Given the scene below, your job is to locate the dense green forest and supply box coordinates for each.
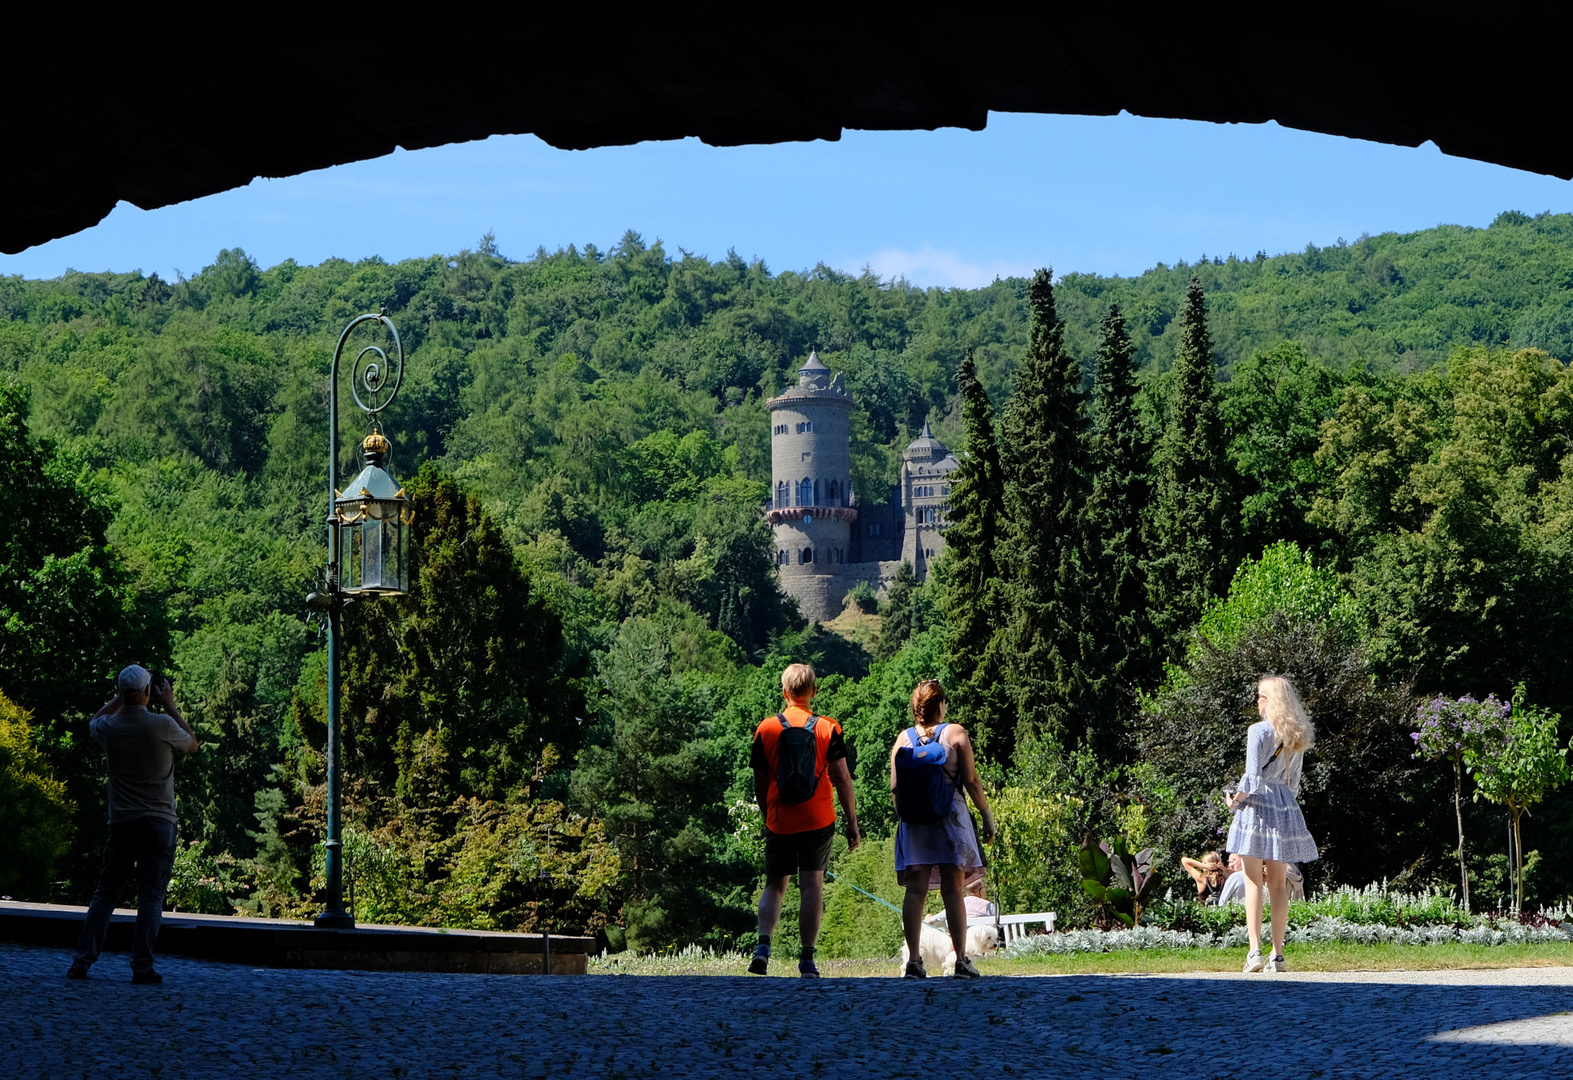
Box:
[6,210,1573,948]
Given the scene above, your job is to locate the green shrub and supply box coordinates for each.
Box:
[0,691,73,899]
[990,785,1089,926]
[820,836,910,958]
[845,580,878,614]
[168,840,251,915]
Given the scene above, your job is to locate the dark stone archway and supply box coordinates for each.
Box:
[7,14,1569,254]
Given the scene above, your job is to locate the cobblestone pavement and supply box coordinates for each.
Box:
[4,943,1572,1079]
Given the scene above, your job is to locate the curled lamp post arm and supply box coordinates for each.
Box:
[328,309,405,574]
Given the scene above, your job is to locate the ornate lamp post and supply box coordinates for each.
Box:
[308,310,412,928]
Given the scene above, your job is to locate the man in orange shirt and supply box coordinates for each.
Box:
[748,663,860,978]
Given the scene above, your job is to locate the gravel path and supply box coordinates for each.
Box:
[4,942,1572,1078]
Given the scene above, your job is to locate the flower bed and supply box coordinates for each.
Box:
[1005,917,1573,956]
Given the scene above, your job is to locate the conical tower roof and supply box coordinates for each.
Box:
[904,419,946,458]
[800,349,828,373]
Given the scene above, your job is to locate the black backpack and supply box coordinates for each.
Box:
[775,712,824,805]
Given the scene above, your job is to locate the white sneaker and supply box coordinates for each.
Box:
[1242,950,1266,973]
[1269,954,1286,973]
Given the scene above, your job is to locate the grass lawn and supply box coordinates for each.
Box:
[588,942,1573,978]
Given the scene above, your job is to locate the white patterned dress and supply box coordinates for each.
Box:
[1225,719,1319,864]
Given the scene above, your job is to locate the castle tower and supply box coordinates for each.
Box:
[767,350,858,620]
[899,420,960,580]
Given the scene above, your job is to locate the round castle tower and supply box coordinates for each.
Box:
[767,351,858,619]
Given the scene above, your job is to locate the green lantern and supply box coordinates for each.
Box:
[334,429,413,595]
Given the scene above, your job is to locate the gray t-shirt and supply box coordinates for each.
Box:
[90,705,191,824]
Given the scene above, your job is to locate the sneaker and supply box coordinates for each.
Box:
[903,959,927,979]
[952,955,982,979]
[65,961,88,980]
[798,959,821,979]
[1242,950,1266,974]
[747,947,769,976]
[131,969,163,985]
[1269,954,1287,973]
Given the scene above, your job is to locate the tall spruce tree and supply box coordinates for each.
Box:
[999,270,1097,754]
[1085,305,1156,758]
[942,349,1012,758]
[1146,277,1237,657]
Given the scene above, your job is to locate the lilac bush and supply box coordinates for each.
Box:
[1410,694,1511,913]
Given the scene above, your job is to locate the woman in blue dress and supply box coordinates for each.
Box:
[1226,675,1318,973]
[889,680,996,979]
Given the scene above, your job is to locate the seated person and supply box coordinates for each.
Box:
[1217,853,1247,905]
[1180,851,1228,905]
[926,879,997,927]
[1218,854,1305,905]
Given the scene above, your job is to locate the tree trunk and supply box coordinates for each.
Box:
[1503,804,1516,918]
[1453,758,1469,914]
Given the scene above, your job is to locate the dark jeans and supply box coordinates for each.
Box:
[73,817,178,974]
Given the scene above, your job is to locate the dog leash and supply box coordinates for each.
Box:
[824,871,904,917]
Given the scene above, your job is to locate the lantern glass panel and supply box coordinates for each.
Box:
[361,519,383,588]
[397,518,409,589]
[338,521,359,591]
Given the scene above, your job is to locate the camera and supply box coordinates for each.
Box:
[147,671,173,693]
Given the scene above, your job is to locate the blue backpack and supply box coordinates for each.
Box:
[894,724,956,825]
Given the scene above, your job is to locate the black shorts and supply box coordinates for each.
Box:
[764,824,835,880]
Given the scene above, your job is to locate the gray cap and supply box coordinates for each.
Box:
[117,664,152,692]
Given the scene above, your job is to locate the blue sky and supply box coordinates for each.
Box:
[7,112,1572,289]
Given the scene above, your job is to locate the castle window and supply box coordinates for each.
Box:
[798,477,813,506]
[806,421,813,432]
[813,479,821,505]
[802,548,813,564]
[776,481,789,509]
[942,485,950,496]
[828,479,839,505]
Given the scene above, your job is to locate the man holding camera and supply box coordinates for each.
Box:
[67,665,198,984]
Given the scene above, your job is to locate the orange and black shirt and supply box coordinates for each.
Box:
[750,705,847,835]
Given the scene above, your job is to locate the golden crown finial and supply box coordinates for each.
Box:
[362,429,391,466]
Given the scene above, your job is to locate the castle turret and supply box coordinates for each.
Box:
[899,420,960,579]
[767,351,857,620]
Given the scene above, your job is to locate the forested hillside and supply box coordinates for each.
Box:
[6,211,1573,947]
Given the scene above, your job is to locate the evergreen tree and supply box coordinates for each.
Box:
[337,463,584,829]
[1146,277,1238,657]
[941,349,1013,758]
[874,561,923,662]
[999,270,1097,753]
[1085,306,1156,757]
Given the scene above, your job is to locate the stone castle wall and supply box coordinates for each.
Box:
[779,560,903,622]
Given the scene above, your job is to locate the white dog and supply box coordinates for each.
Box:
[898,922,1001,976]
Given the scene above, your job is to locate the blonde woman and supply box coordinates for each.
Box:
[1225,675,1318,973]
[889,680,996,979]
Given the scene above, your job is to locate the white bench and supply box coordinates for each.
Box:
[932,910,1057,942]
[993,912,1056,943]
